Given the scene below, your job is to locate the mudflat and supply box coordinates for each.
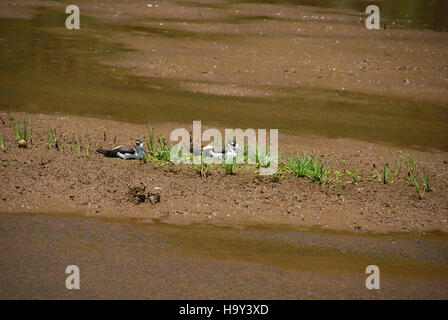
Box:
[1,112,447,233]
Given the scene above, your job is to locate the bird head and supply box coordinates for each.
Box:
[227,140,238,151]
[135,140,144,149]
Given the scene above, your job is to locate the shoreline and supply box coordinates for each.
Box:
[1,112,447,234]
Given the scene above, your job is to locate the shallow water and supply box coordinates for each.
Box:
[231,0,448,31]
[0,212,447,299]
[0,6,447,151]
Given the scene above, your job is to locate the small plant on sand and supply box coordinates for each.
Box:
[85,141,90,158]
[0,135,4,152]
[142,125,172,163]
[47,128,58,150]
[193,159,211,178]
[346,170,361,184]
[249,139,277,169]
[412,176,425,200]
[382,162,389,184]
[406,161,430,199]
[243,144,250,162]
[307,156,330,184]
[243,144,275,168]
[142,124,174,164]
[328,170,343,184]
[224,155,237,175]
[153,134,171,162]
[11,115,32,146]
[284,154,313,178]
[284,153,329,184]
[77,135,82,157]
[257,150,278,169]
[146,122,156,154]
[403,153,418,183]
[372,161,389,184]
[392,154,402,177]
[420,163,430,192]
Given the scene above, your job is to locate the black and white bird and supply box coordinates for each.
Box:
[97,139,145,160]
[202,140,238,159]
[188,132,206,157]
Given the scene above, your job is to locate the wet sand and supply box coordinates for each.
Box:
[0,112,447,233]
[1,212,447,299]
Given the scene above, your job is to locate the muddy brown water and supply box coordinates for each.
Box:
[1,212,447,299]
[0,6,447,151]
[232,0,448,32]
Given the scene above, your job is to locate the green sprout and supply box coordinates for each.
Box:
[146,122,156,154]
[393,154,401,177]
[11,115,32,142]
[224,155,237,175]
[154,134,171,162]
[412,176,425,200]
[47,128,58,150]
[420,163,430,193]
[346,170,361,184]
[403,153,418,184]
[382,162,389,184]
[77,135,81,157]
[193,159,211,178]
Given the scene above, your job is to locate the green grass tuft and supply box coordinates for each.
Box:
[153,134,171,162]
[284,153,313,178]
[284,153,329,184]
[403,153,418,184]
[47,128,58,149]
[11,115,32,142]
[141,125,173,164]
[307,156,330,184]
[224,155,237,175]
